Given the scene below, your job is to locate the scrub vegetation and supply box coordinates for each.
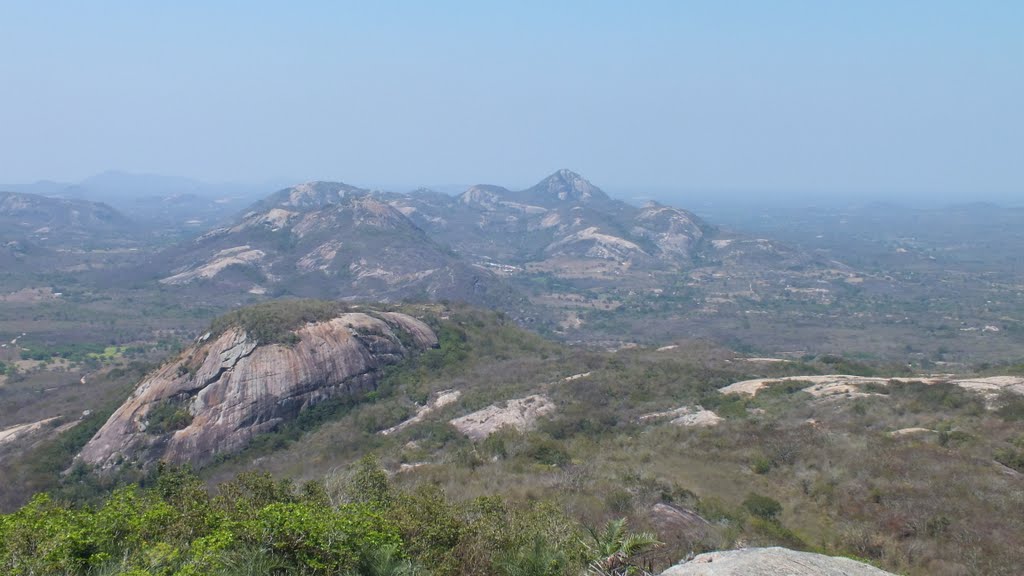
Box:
[5,306,1018,575]
[0,457,662,576]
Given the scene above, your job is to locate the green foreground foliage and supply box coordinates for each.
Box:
[0,457,662,576]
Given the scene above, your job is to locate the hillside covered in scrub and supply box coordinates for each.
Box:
[3,302,1021,575]
[0,457,906,576]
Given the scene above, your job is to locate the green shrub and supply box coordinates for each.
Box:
[894,381,984,413]
[996,395,1024,421]
[742,493,782,521]
[759,380,808,396]
[700,393,749,419]
[605,489,634,515]
[241,501,400,573]
[391,485,464,571]
[747,516,805,548]
[343,455,394,507]
[994,447,1024,472]
[750,455,773,475]
[147,400,194,435]
[817,355,881,377]
[0,493,94,576]
[523,436,570,467]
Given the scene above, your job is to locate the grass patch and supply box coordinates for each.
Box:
[208,299,353,345]
[87,345,127,360]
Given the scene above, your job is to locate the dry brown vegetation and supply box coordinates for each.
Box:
[188,306,1024,575]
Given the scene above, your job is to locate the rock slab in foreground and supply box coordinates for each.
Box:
[660,547,896,575]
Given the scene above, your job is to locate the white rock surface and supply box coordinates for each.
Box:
[660,547,897,575]
[889,427,937,437]
[381,389,462,435]
[639,406,722,427]
[718,374,1024,400]
[0,416,61,445]
[160,245,266,284]
[450,394,555,440]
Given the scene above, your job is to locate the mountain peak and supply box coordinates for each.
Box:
[259,181,368,211]
[531,169,607,203]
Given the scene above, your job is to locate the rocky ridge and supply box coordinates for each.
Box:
[392,170,713,269]
[77,309,437,469]
[156,181,518,306]
[145,170,884,352]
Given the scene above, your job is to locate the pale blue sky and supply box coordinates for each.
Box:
[1,1,1021,199]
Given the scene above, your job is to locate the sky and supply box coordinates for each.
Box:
[1,1,1022,201]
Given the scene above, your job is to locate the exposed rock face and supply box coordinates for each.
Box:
[648,504,719,559]
[639,405,722,427]
[77,311,437,469]
[381,389,461,436]
[0,417,62,446]
[459,185,514,209]
[156,181,520,307]
[386,170,713,269]
[660,547,896,575]
[545,226,650,262]
[633,202,709,259]
[719,374,1024,402]
[160,245,266,284]
[520,169,609,205]
[449,394,555,440]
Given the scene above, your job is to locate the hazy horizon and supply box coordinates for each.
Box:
[1,1,1021,202]
[5,168,1021,210]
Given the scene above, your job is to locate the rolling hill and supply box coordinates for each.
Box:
[0,190,137,248]
[154,181,523,307]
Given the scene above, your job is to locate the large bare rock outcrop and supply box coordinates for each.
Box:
[77,311,436,469]
[660,547,896,575]
[449,394,555,440]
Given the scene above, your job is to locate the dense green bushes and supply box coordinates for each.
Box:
[0,457,638,576]
[19,340,110,363]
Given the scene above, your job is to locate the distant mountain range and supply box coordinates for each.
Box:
[3,167,1020,361]
[138,170,861,337]
[153,181,523,308]
[1,172,280,233]
[381,169,713,268]
[0,190,137,247]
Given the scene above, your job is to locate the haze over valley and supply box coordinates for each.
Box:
[1,3,1022,575]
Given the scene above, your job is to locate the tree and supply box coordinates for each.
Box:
[343,454,394,508]
[583,518,661,576]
